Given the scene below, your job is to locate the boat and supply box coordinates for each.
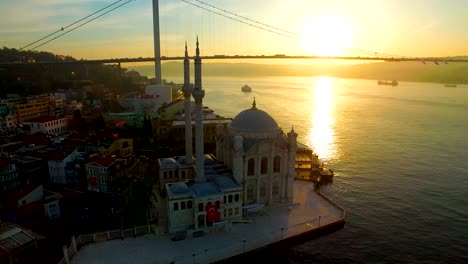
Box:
[444,84,457,87]
[241,85,252,92]
[378,80,398,86]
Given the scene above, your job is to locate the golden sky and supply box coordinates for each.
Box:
[1,0,467,59]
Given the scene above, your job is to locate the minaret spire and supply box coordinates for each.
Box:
[192,37,206,182]
[252,97,257,110]
[183,42,193,164]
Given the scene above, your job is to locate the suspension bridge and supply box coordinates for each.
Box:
[4,0,468,71]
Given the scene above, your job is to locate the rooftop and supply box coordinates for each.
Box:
[24,116,66,123]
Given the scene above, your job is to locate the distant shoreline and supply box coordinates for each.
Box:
[126,61,468,85]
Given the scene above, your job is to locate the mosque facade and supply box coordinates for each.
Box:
[159,40,297,234]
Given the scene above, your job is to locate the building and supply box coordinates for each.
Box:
[120,93,161,114]
[47,149,83,185]
[159,41,244,233]
[85,156,123,193]
[0,222,46,264]
[158,156,195,192]
[0,158,20,192]
[0,105,18,137]
[160,40,298,234]
[13,96,50,123]
[22,116,68,136]
[102,138,133,158]
[216,100,297,205]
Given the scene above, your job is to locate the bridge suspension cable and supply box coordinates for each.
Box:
[26,0,135,51]
[181,0,412,59]
[180,0,298,39]
[192,0,300,37]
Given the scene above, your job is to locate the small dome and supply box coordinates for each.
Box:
[229,101,279,133]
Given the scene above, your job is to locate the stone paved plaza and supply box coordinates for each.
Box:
[72,181,344,264]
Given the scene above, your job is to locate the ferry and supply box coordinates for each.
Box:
[444,84,457,87]
[241,85,252,92]
[378,80,398,86]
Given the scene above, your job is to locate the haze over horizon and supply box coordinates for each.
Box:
[1,0,467,60]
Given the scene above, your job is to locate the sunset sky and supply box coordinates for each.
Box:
[1,0,467,59]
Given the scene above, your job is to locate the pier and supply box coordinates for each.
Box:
[71,181,344,264]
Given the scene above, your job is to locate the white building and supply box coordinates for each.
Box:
[47,149,82,185]
[216,99,298,205]
[86,156,121,193]
[145,84,172,103]
[120,93,161,114]
[23,116,68,135]
[160,40,298,234]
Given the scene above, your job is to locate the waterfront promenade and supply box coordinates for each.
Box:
[72,181,344,264]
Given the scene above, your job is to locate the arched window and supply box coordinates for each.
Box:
[247,158,255,176]
[187,200,193,209]
[181,201,186,210]
[174,202,179,211]
[274,156,281,172]
[234,194,239,202]
[198,203,204,212]
[261,157,268,174]
[228,195,233,203]
[215,201,220,208]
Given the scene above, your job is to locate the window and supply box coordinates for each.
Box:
[261,157,268,174]
[181,170,186,179]
[235,207,239,215]
[228,195,233,203]
[198,203,204,212]
[247,159,255,176]
[215,201,220,208]
[181,201,186,210]
[274,156,281,172]
[187,200,193,209]
[235,194,239,202]
[174,202,179,211]
[223,196,226,204]
[207,202,212,206]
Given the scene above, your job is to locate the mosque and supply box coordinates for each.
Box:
[159,39,297,234]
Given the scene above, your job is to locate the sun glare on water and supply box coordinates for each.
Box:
[301,12,354,56]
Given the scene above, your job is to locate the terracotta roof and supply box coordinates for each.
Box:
[88,156,118,167]
[0,158,11,167]
[47,150,72,161]
[25,116,66,123]
[20,134,51,146]
[1,184,42,204]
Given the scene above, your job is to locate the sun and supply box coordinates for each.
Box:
[301,12,354,56]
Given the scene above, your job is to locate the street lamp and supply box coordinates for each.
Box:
[280,227,284,239]
[192,253,196,264]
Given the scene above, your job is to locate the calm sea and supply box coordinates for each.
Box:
[134,67,468,263]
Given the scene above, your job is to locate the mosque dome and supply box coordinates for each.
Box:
[228,99,280,134]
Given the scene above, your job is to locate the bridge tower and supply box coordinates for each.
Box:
[152,0,162,85]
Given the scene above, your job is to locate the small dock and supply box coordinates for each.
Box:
[72,181,344,264]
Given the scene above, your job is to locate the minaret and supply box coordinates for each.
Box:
[182,43,193,164]
[287,126,298,202]
[152,0,162,85]
[192,37,206,182]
